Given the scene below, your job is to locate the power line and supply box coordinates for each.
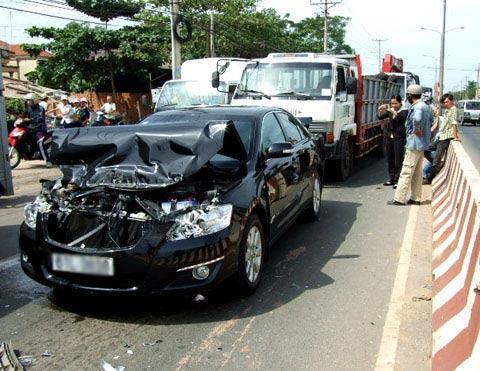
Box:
[0,4,126,27]
[372,38,386,72]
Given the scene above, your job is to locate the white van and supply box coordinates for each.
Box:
[457,100,480,126]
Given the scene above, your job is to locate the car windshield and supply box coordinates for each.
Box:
[156,81,227,108]
[465,101,480,110]
[236,62,333,99]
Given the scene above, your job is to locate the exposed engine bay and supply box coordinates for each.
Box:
[24,120,246,249]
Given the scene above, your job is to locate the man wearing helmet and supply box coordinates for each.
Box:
[24,93,48,162]
[388,84,433,206]
[47,95,73,127]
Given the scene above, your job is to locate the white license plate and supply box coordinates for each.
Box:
[51,253,114,276]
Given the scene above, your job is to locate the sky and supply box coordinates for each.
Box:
[0,0,478,92]
[260,0,480,92]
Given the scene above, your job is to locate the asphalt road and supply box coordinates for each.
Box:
[0,157,421,371]
[460,125,480,171]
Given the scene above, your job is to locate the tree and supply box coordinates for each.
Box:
[65,0,143,22]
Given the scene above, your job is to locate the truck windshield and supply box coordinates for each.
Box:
[236,62,333,99]
[156,81,227,109]
[466,101,480,110]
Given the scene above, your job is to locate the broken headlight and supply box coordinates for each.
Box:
[167,204,233,241]
[24,196,52,230]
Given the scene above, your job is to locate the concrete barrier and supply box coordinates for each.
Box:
[431,141,480,370]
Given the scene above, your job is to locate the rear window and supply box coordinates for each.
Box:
[465,101,480,110]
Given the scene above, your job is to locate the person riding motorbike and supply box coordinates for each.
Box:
[8,93,51,168]
[24,93,49,162]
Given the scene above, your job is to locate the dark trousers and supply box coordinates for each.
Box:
[385,136,405,184]
[428,139,451,181]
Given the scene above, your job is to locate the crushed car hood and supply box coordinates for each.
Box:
[49,120,247,189]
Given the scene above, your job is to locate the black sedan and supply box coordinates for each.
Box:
[19,106,325,296]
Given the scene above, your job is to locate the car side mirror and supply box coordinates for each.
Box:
[267,142,294,158]
[346,77,357,94]
[212,71,220,88]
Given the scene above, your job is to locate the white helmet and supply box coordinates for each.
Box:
[406,84,423,95]
[24,93,39,101]
[60,94,69,101]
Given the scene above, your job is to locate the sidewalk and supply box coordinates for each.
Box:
[11,160,61,191]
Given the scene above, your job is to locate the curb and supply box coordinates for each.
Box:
[431,141,480,370]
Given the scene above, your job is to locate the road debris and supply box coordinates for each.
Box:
[142,340,163,347]
[412,295,431,302]
[126,350,133,356]
[193,294,205,302]
[0,342,25,370]
[41,351,54,357]
[101,360,125,371]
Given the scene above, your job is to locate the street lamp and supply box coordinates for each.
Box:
[420,26,464,34]
[420,0,465,99]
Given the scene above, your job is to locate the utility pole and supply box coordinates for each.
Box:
[0,47,14,196]
[373,39,387,72]
[209,13,215,58]
[438,0,447,98]
[170,0,182,80]
[464,75,469,99]
[310,0,341,53]
[475,64,480,99]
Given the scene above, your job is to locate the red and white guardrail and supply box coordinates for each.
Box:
[431,141,480,370]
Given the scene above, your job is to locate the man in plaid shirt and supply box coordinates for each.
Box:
[426,93,461,183]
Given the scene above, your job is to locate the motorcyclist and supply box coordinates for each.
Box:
[23,93,49,164]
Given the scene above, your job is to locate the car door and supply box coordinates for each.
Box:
[274,111,311,221]
[260,112,296,237]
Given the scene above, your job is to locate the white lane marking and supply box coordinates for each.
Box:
[375,204,419,370]
[0,255,20,272]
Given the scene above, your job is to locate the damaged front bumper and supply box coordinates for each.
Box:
[19,215,242,295]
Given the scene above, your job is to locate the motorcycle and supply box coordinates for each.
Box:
[91,111,124,126]
[8,121,52,169]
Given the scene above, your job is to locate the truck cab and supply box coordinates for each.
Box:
[155,58,248,111]
[231,53,357,158]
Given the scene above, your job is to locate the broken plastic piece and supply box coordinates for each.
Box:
[41,351,54,357]
[102,360,125,371]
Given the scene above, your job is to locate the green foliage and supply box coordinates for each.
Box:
[5,98,26,115]
[21,0,353,92]
[452,81,478,100]
[65,0,144,22]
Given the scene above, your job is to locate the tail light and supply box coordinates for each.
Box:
[326,131,334,144]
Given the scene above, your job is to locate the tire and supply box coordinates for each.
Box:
[334,136,353,181]
[234,215,265,296]
[9,145,21,169]
[304,170,322,222]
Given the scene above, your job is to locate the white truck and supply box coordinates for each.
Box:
[155,58,248,111]
[224,52,401,180]
[382,54,420,107]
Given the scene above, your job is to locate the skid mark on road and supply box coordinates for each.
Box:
[375,204,419,369]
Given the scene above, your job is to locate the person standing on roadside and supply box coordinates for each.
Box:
[425,93,461,183]
[378,95,408,188]
[387,85,433,206]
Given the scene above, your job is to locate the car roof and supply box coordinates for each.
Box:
[148,105,282,121]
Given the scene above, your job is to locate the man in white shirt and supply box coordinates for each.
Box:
[48,95,73,127]
[100,95,117,119]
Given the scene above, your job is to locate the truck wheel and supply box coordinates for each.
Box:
[234,215,265,296]
[335,136,353,181]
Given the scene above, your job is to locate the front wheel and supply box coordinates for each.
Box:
[234,215,265,296]
[304,170,322,222]
[9,145,21,169]
[335,136,353,181]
